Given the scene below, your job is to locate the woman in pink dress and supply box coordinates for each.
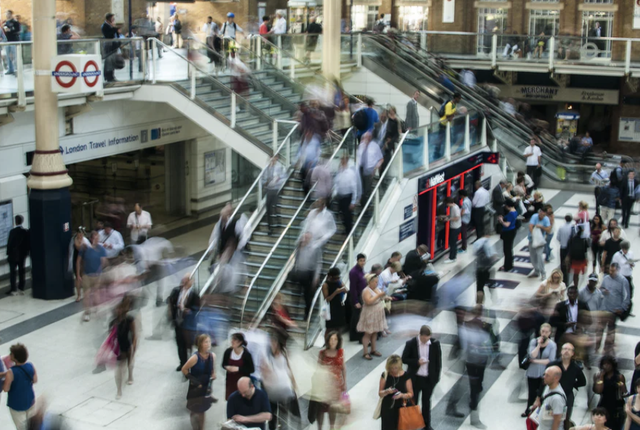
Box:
[315,330,347,430]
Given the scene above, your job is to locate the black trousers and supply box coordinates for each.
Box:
[594,187,602,214]
[622,197,634,228]
[337,194,353,234]
[266,188,279,230]
[412,375,435,428]
[269,396,301,430]
[560,247,570,284]
[349,305,363,342]
[476,268,490,293]
[526,165,538,189]
[467,363,486,410]
[526,377,543,410]
[291,270,315,318]
[360,169,374,207]
[449,227,460,260]
[175,325,188,367]
[501,229,516,270]
[8,257,26,292]
[471,207,485,238]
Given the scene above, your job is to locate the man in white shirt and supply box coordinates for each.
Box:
[127,203,152,244]
[379,261,406,297]
[271,12,287,35]
[221,12,243,58]
[445,197,462,264]
[333,155,359,235]
[202,16,219,63]
[524,138,542,189]
[302,198,337,249]
[471,181,490,238]
[612,240,635,303]
[100,222,125,259]
[208,203,250,261]
[590,163,609,214]
[357,132,384,207]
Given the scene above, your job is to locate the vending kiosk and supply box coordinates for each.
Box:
[416,152,499,261]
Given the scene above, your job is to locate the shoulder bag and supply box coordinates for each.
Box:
[531,227,545,249]
[398,398,426,430]
[372,371,387,419]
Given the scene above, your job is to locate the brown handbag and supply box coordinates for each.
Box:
[398,399,426,430]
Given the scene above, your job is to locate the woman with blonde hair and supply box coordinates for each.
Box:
[378,354,413,430]
[357,273,390,360]
[535,269,566,316]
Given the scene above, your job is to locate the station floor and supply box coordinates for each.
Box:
[1,187,639,430]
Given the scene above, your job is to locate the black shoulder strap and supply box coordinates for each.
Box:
[542,391,566,403]
[15,365,33,383]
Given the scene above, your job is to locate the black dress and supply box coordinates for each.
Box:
[632,342,640,392]
[325,280,346,330]
[380,372,411,430]
[597,371,625,430]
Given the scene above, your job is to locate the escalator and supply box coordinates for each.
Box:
[357,35,630,186]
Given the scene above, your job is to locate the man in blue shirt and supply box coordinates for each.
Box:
[354,98,379,139]
[77,230,107,322]
[227,377,272,430]
[528,208,552,280]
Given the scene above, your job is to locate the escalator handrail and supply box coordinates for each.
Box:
[240,127,357,328]
[188,122,301,282]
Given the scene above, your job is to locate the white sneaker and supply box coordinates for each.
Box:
[444,259,456,264]
[9,291,18,296]
[18,290,25,296]
[83,313,91,322]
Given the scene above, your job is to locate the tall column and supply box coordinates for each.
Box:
[322,0,341,82]
[28,0,74,300]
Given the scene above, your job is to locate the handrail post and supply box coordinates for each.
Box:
[16,44,25,108]
[482,118,487,147]
[190,65,196,99]
[290,58,295,79]
[396,144,404,181]
[548,36,555,71]
[257,36,262,71]
[357,33,363,68]
[424,129,430,171]
[277,36,283,70]
[491,34,497,68]
[94,41,104,98]
[464,114,470,152]
[272,120,278,153]
[142,38,147,79]
[374,189,380,226]
[626,40,632,76]
[152,38,157,84]
[231,93,237,128]
[445,122,452,162]
[420,31,427,51]
[258,179,263,204]
[286,136,291,166]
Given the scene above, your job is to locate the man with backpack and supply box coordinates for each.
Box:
[221,12,243,57]
[529,366,566,430]
[352,98,379,141]
[437,92,461,159]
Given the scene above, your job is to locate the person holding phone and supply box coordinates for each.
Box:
[379,354,413,430]
[523,323,557,417]
[322,267,347,331]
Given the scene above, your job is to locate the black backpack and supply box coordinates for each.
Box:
[438,100,453,117]
[352,108,368,132]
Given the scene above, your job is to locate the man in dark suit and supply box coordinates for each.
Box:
[101,12,120,82]
[621,171,638,229]
[168,275,201,371]
[549,285,590,348]
[402,325,442,430]
[492,180,507,232]
[6,215,30,296]
[403,244,429,277]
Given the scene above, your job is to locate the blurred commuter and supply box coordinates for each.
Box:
[591,163,609,215]
[202,16,219,64]
[263,156,286,235]
[291,232,321,319]
[349,254,367,342]
[352,98,379,140]
[172,15,183,48]
[594,356,626,430]
[591,215,605,273]
[69,228,90,302]
[568,224,589,289]
[378,354,414,430]
[524,138,542,189]
[77,231,108,322]
[544,204,555,263]
[444,197,462,264]
[222,333,255,401]
[183,334,217,430]
[322,267,347,331]
[226,377,272,430]
[305,17,321,62]
[334,154,359,235]
[169,275,201,371]
[405,91,420,130]
[601,226,623,274]
[228,50,250,109]
[261,331,300,430]
[599,263,631,354]
[358,273,389,360]
[311,330,347,429]
[358,132,384,206]
[310,153,333,203]
[599,181,620,226]
[208,203,250,262]
[498,199,518,272]
[101,13,119,83]
[556,214,574,282]
[3,343,37,430]
[472,180,490,238]
[523,323,557,417]
[403,244,428,277]
[529,208,552,280]
[622,171,639,229]
[302,198,337,249]
[100,222,125,259]
[6,215,30,296]
[113,296,136,399]
[611,240,635,310]
[401,325,441,430]
[474,234,495,304]
[298,129,322,195]
[126,203,152,244]
[380,106,403,174]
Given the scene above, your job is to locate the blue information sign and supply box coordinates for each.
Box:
[404,204,413,220]
[399,219,416,242]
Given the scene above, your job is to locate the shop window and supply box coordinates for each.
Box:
[477,8,508,55]
[581,11,613,58]
[353,5,379,31]
[399,6,429,31]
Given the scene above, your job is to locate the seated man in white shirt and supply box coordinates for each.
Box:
[100,222,125,259]
[379,262,408,300]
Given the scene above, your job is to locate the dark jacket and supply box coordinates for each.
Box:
[492,185,505,211]
[621,178,639,201]
[537,359,586,405]
[402,337,442,385]
[6,227,29,262]
[168,286,201,328]
[222,347,255,376]
[101,22,120,54]
[549,299,590,346]
[403,249,424,277]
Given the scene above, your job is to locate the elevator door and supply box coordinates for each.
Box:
[165,142,187,216]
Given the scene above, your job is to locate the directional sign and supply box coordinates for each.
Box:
[498,266,533,275]
[487,279,520,290]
